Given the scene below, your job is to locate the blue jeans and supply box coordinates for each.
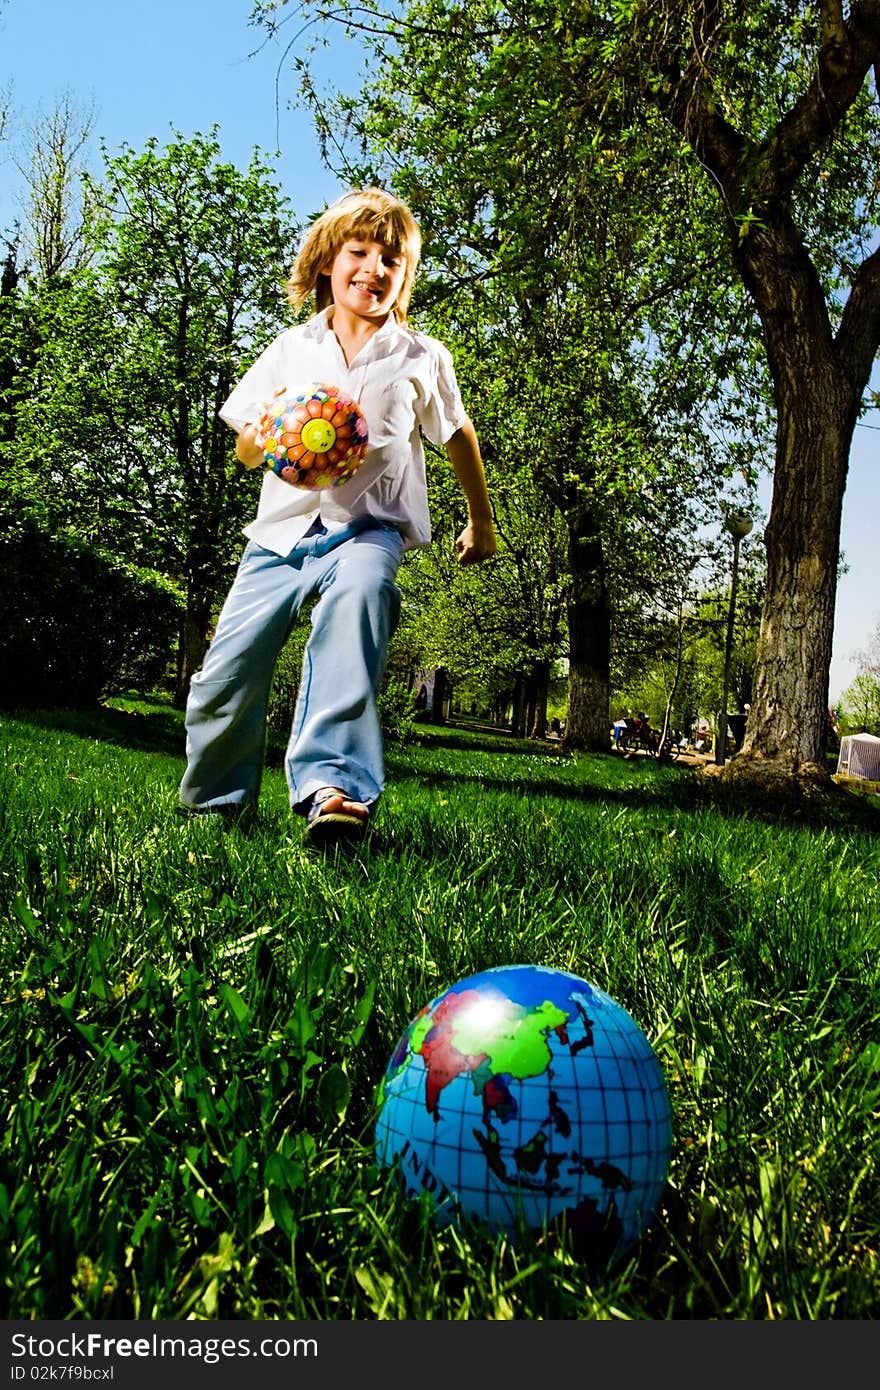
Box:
[179,520,404,815]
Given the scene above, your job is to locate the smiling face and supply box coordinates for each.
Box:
[324,238,408,327]
[286,188,422,323]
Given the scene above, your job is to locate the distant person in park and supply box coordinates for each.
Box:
[693,718,711,752]
[726,710,748,751]
[179,188,497,844]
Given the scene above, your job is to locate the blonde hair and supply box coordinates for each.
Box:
[286,187,423,325]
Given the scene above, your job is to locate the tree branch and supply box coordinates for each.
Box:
[653,63,747,211]
[753,0,880,201]
[656,0,880,215]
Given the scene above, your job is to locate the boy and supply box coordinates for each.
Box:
[179,188,496,844]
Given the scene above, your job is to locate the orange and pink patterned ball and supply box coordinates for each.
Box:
[259,384,369,489]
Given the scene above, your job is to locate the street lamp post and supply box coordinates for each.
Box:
[716,509,753,767]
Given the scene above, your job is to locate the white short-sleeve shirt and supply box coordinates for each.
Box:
[219,307,468,555]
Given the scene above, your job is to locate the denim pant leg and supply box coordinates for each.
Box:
[286,525,404,813]
[180,543,307,809]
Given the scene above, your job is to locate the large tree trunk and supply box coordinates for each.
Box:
[564,520,611,751]
[511,663,551,739]
[429,667,450,724]
[174,591,213,707]
[527,660,550,740]
[726,214,866,789]
[510,677,526,737]
[736,372,854,782]
[653,20,880,792]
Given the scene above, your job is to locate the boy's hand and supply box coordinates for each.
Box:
[455,517,497,566]
[236,422,266,470]
[445,418,496,564]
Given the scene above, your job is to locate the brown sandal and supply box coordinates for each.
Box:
[305,787,369,846]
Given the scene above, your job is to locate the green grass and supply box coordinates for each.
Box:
[1,699,878,1319]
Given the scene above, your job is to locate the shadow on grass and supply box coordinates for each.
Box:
[5,702,301,781]
[411,721,565,758]
[7,702,880,837]
[388,748,880,836]
[5,701,187,758]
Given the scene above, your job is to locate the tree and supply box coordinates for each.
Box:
[16,92,97,280]
[0,233,22,450]
[0,95,97,461]
[0,52,10,151]
[95,132,299,697]
[614,556,765,743]
[839,618,880,733]
[8,131,298,700]
[600,1,880,788]
[398,451,570,736]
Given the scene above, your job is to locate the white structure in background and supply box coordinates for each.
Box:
[837,733,880,781]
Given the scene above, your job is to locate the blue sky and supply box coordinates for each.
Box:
[1,0,877,702]
[0,0,347,217]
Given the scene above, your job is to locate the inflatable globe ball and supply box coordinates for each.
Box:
[375,964,672,1264]
[260,384,368,490]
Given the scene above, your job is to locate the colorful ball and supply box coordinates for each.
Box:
[375,964,672,1264]
[259,383,369,490]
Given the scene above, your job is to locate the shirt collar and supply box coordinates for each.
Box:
[305,305,404,350]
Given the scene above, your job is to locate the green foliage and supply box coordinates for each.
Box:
[838,673,880,737]
[1,129,299,696]
[0,707,878,1317]
[0,512,183,708]
[839,623,880,735]
[376,674,419,748]
[614,564,765,736]
[398,464,568,699]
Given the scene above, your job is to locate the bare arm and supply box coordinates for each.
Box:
[445,417,497,566]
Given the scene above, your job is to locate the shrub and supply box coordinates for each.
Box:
[377,674,418,748]
[0,511,184,708]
